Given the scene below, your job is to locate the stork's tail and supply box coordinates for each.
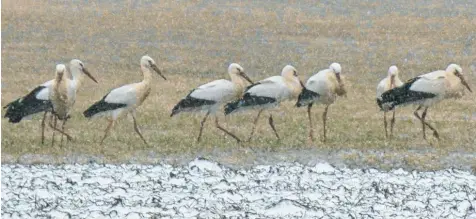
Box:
[3,97,51,123]
[224,100,240,115]
[296,87,319,107]
[170,102,182,117]
[3,98,24,123]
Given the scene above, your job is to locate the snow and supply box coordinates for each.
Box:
[2,161,476,218]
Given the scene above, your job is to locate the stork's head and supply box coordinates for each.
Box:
[447,63,471,92]
[55,64,66,82]
[282,64,305,89]
[330,63,342,75]
[141,55,166,80]
[388,65,399,77]
[388,65,399,88]
[56,64,66,76]
[228,63,253,84]
[330,62,346,96]
[69,59,98,83]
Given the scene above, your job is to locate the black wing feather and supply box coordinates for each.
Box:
[83,94,128,118]
[378,77,437,111]
[3,86,52,123]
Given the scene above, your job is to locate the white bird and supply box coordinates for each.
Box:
[225,65,303,141]
[295,63,346,142]
[376,65,404,139]
[378,64,472,140]
[83,55,166,146]
[171,63,253,143]
[3,59,97,144]
[48,64,75,145]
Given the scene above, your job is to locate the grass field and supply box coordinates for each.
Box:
[2,0,476,170]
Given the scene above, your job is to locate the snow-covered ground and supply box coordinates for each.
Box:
[2,158,476,219]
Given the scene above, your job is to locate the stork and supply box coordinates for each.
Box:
[171,63,253,143]
[376,65,403,139]
[3,59,97,144]
[48,64,75,146]
[83,55,166,146]
[225,65,303,141]
[296,63,346,142]
[378,64,472,140]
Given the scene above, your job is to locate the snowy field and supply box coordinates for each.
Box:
[2,158,476,219]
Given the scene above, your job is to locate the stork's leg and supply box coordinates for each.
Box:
[197,112,210,143]
[60,119,67,146]
[41,111,48,144]
[390,109,396,139]
[247,109,263,142]
[48,116,73,142]
[307,104,314,142]
[421,107,439,139]
[413,106,426,140]
[131,113,149,146]
[268,114,280,140]
[322,105,330,142]
[215,116,241,143]
[383,111,388,139]
[100,119,115,145]
[50,115,57,146]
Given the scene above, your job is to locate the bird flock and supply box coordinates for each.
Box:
[3,55,473,146]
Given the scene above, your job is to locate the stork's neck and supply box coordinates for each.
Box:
[70,67,83,87]
[284,75,302,98]
[141,65,153,84]
[229,73,246,91]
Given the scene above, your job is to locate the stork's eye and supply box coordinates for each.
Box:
[293,70,297,76]
[79,63,84,67]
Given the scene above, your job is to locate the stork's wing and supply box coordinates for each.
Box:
[104,83,138,105]
[189,79,234,102]
[409,74,446,96]
[35,80,54,100]
[246,76,288,99]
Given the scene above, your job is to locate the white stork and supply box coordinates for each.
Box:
[48,64,75,145]
[378,64,472,140]
[83,55,166,146]
[225,65,303,141]
[3,59,97,144]
[376,65,404,139]
[171,63,253,143]
[296,63,346,142]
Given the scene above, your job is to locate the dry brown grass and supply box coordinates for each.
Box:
[2,0,476,169]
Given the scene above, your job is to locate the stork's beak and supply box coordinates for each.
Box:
[151,64,167,80]
[456,72,472,92]
[83,68,98,83]
[335,73,347,97]
[239,71,254,84]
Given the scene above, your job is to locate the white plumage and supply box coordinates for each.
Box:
[171,63,253,142]
[35,80,54,101]
[375,65,403,139]
[296,63,346,142]
[378,64,472,140]
[83,55,166,145]
[225,65,303,141]
[376,66,403,98]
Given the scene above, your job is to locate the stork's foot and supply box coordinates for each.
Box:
[433,131,440,140]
